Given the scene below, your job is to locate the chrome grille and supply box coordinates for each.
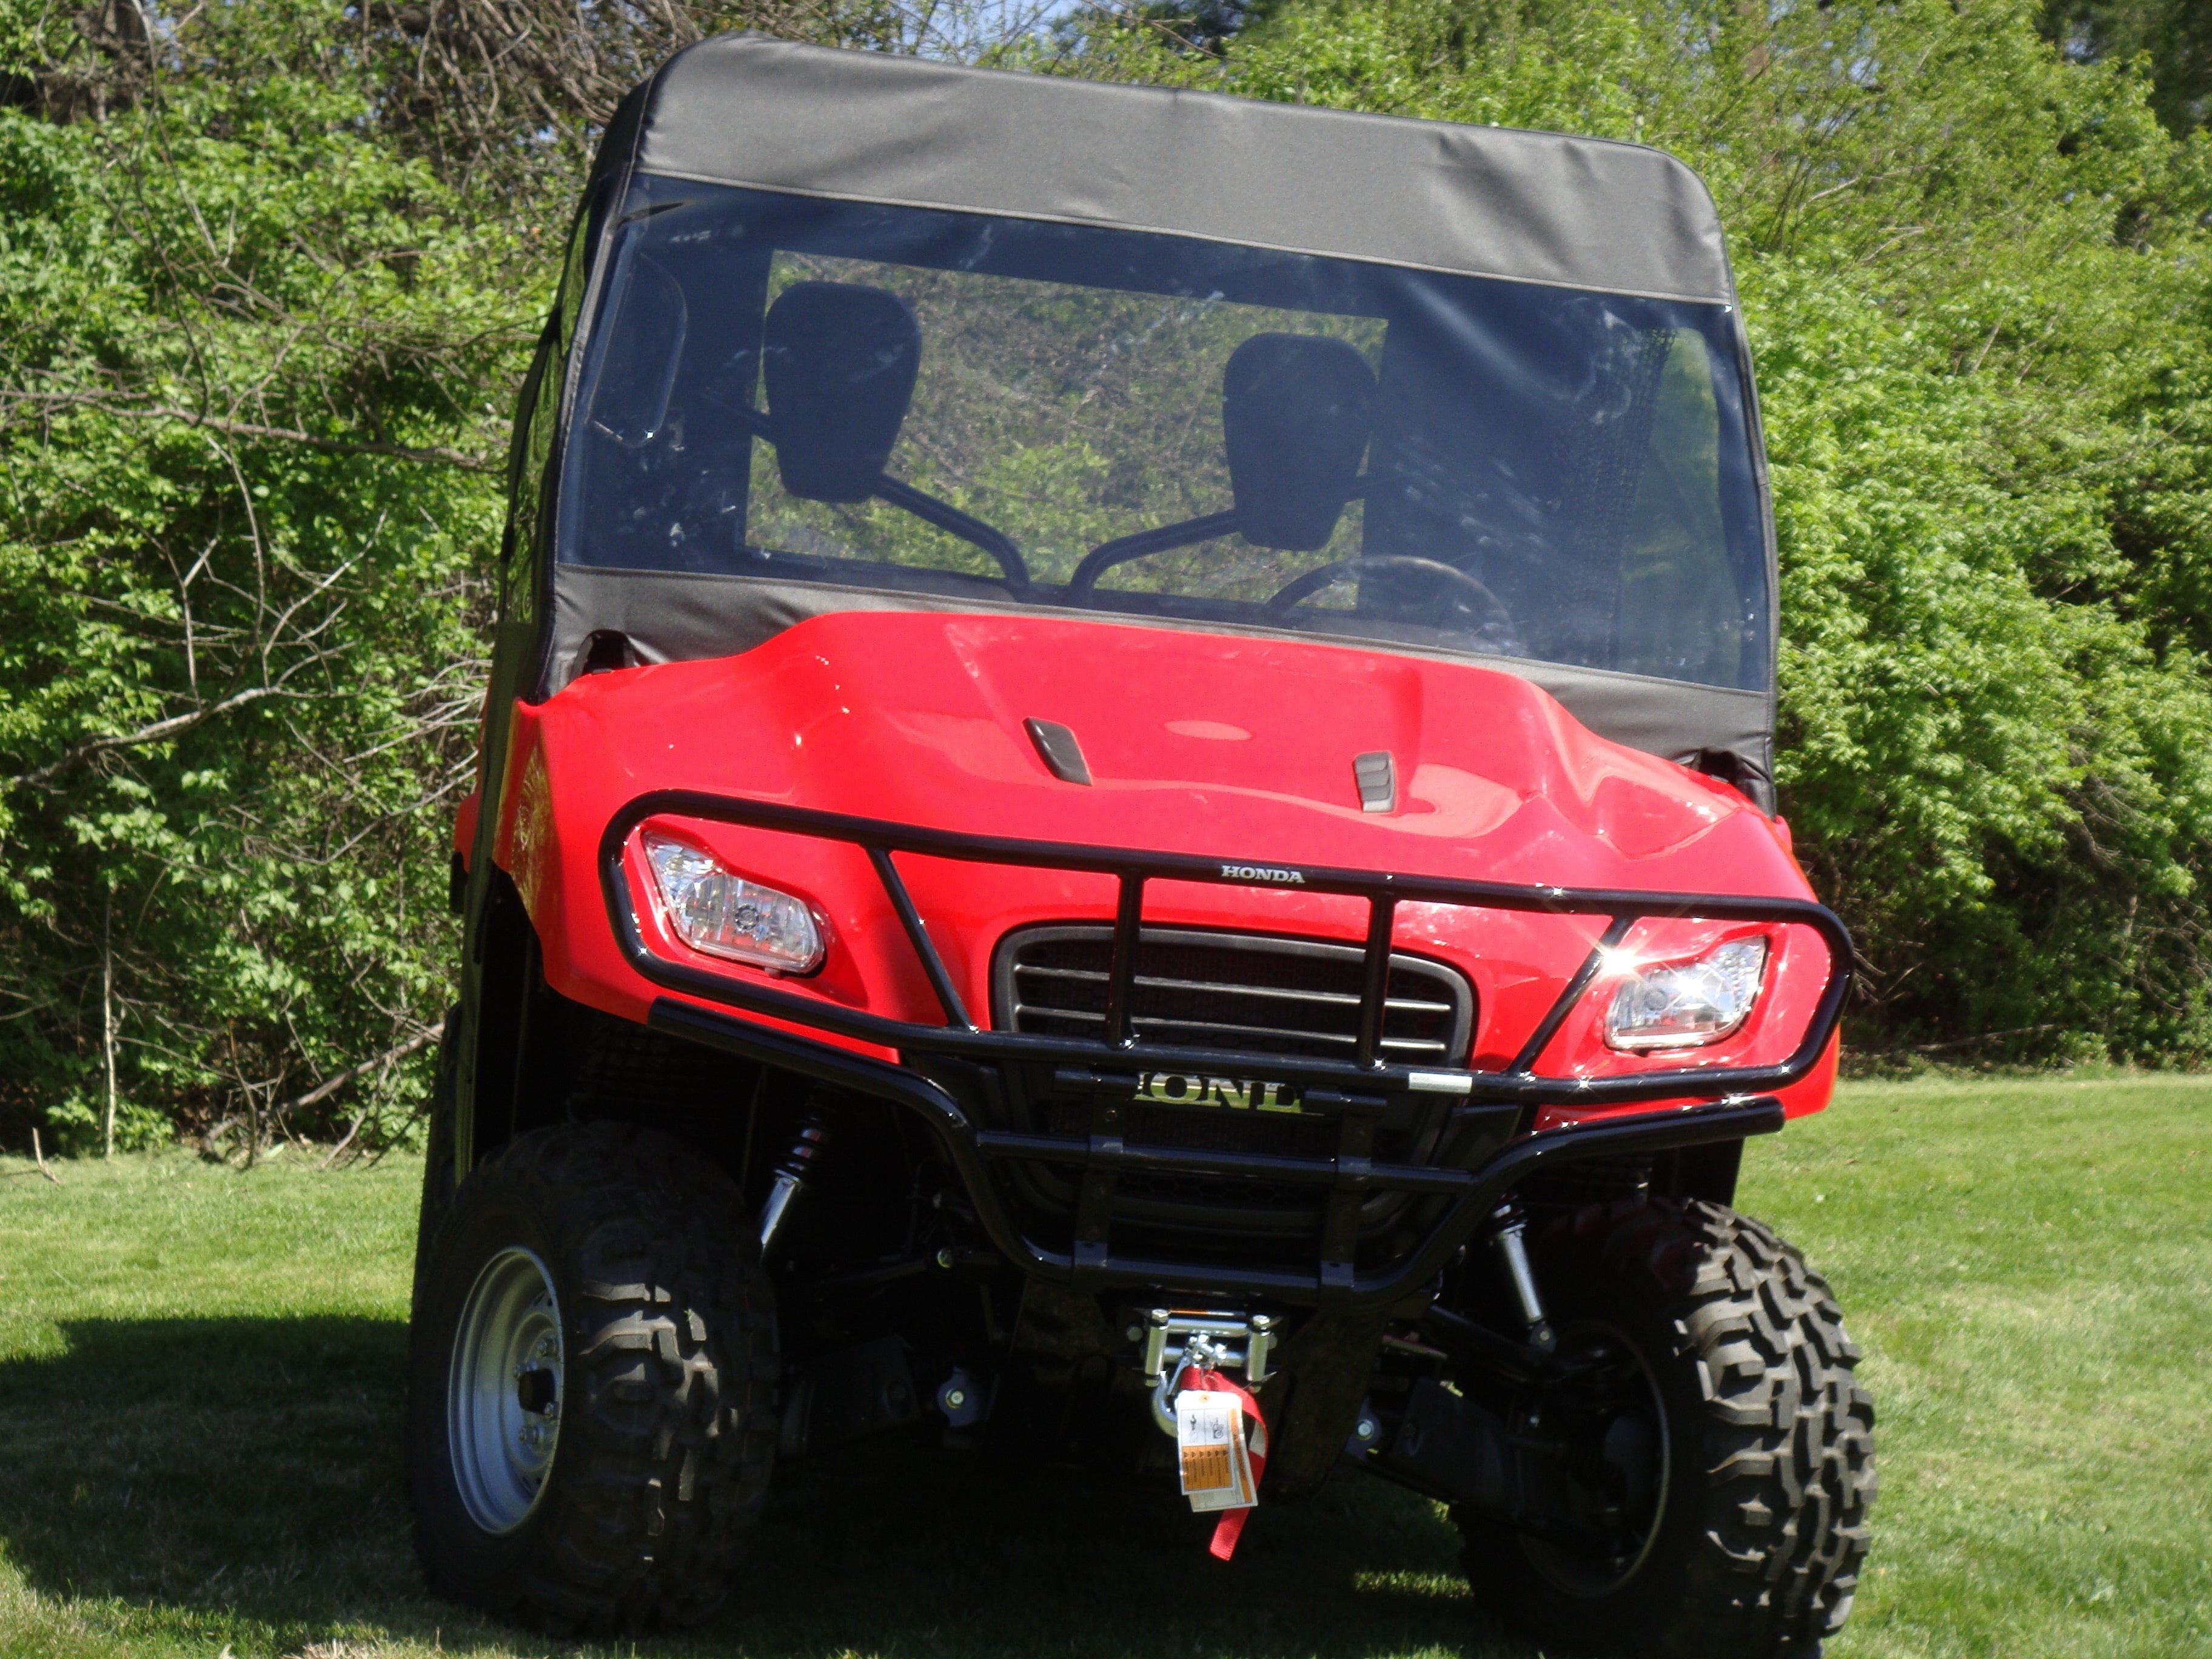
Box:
[994,926,1473,1065]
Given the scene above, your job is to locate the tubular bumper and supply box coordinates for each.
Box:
[603,791,1850,1310]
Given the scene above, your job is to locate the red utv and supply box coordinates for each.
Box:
[405,34,1875,1658]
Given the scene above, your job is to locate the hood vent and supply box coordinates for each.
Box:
[994,925,1472,1065]
[1024,717,1092,785]
[1353,749,1396,813]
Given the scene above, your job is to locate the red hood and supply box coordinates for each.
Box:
[501,610,1827,1091]
[560,610,1794,893]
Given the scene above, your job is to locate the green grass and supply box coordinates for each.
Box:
[0,1078,2204,1659]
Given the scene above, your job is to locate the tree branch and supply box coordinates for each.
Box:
[201,1025,441,1153]
[278,1026,440,1115]
[4,683,310,790]
[2,392,493,471]
[1912,1024,2060,1056]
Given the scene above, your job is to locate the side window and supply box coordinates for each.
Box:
[501,210,596,617]
[503,330,556,568]
[1612,330,1743,686]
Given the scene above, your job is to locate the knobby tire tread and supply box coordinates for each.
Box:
[1457,1196,1875,1658]
[411,1121,777,1635]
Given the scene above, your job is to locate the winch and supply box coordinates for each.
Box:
[1133,1306,1277,1433]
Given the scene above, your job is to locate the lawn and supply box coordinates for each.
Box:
[0,1075,2204,1659]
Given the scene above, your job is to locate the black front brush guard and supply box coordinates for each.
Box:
[601,791,1851,1311]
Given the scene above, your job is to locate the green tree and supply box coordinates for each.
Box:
[2041,0,2212,135]
[0,0,524,1154]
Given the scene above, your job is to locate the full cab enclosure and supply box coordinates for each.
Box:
[406,35,1874,1659]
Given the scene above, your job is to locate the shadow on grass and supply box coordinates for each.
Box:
[0,1316,1529,1657]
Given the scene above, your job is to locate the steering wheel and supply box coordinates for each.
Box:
[1264,556,1513,632]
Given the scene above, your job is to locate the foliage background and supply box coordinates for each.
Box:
[0,0,2207,1153]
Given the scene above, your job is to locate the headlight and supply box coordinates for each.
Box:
[642,831,825,974]
[1604,937,1768,1052]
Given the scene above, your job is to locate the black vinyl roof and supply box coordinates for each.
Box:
[593,34,1739,308]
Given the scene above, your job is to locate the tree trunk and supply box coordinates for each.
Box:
[101,893,117,1160]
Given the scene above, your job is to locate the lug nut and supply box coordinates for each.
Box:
[936,1247,955,1269]
[944,1388,967,1410]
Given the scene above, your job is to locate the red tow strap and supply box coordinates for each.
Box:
[1182,1366,1269,1561]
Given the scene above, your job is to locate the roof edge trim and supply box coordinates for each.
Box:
[618,33,1738,306]
[623,169,1740,310]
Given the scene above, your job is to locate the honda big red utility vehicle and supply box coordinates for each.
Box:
[407,33,1875,1657]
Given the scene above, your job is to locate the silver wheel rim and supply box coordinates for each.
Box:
[447,1245,563,1534]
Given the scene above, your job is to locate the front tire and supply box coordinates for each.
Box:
[1457,1197,1875,1657]
[405,1122,777,1633]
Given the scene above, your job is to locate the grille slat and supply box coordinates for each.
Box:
[996,925,1473,1065]
[1011,1004,1457,1056]
[1013,962,1457,1017]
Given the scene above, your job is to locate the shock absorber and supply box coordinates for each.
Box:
[1489,1202,1555,1352]
[757,1105,830,1252]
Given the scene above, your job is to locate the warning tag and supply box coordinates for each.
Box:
[1176,1389,1257,1513]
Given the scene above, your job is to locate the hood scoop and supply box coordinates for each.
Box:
[1025,718,1093,786]
[1354,750,1396,813]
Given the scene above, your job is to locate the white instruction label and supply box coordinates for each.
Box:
[1176,1389,1257,1513]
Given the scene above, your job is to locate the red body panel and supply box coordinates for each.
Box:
[454,789,480,865]
[484,611,1836,1118]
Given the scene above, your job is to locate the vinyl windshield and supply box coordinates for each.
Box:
[558,178,1768,692]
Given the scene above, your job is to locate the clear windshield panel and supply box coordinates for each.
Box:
[559,179,1769,692]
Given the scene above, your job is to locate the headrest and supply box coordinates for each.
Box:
[762,281,921,503]
[1222,333,1376,551]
